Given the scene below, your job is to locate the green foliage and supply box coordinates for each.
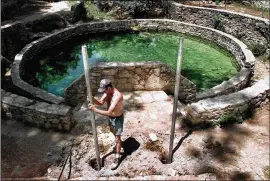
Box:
[248,43,267,57]
[67,1,112,20]
[213,14,225,31]
[216,107,254,126]
[217,113,244,125]
[261,54,270,63]
[84,1,112,20]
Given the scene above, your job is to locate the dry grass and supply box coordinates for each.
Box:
[264,166,270,179]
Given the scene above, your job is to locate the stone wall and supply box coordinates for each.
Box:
[186,76,270,124]
[137,19,255,68]
[251,1,270,10]
[11,19,254,104]
[169,2,270,48]
[1,89,73,131]
[1,13,67,61]
[196,68,252,101]
[64,61,196,106]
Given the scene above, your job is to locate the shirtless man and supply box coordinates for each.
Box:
[88,79,124,170]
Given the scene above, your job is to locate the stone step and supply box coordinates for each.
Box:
[123,91,169,104]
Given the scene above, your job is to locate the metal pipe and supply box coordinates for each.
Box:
[81,45,101,171]
[168,37,184,164]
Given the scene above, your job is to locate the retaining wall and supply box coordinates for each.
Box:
[64,61,196,106]
[169,2,270,48]
[11,19,255,105]
[186,77,270,124]
[196,68,252,100]
[1,89,73,131]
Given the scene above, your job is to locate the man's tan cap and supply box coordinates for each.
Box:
[98,79,111,92]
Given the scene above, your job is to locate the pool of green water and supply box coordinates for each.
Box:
[33,32,238,96]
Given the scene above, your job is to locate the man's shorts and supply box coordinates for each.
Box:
[108,114,124,136]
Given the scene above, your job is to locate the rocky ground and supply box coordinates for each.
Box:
[2,89,269,180]
[1,1,270,180]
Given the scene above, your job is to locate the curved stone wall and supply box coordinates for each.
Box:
[11,19,255,105]
[1,89,73,131]
[186,77,270,124]
[169,2,270,48]
[64,61,196,106]
[196,68,252,101]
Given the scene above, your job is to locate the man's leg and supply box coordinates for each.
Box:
[115,135,122,157]
[111,135,122,170]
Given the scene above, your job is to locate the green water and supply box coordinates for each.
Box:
[35,32,238,96]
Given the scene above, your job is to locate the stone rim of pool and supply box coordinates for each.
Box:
[34,31,239,97]
[11,19,255,105]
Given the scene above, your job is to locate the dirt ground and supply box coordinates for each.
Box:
[1,60,269,180]
[1,1,270,180]
[2,66,269,180]
[1,92,269,180]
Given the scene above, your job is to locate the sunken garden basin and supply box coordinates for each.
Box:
[5,19,264,131]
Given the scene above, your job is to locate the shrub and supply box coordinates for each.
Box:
[84,1,112,20]
[213,14,225,31]
[216,107,254,126]
[249,43,267,57]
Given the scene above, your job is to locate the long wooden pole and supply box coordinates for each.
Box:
[168,37,184,163]
[81,45,101,171]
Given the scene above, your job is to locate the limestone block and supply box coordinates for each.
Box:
[2,97,14,104]
[135,68,142,74]
[102,69,118,76]
[139,80,146,86]
[145,74,166,90]
[118,70,133,78]
[57,106,71,116]
[152,68,161,76]
[118,78,127,84]
[134,84,144,90]
[126,66,136,70]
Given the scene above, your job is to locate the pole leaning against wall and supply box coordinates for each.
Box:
[81,45,101,171]
[168,37,184,164]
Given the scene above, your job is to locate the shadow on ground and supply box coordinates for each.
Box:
[192,122,253,180]
[99,137,140,170]
[1,118,73,178]
[1,0,52,22]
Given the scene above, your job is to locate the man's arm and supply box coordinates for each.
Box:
[92,93,107,105]
[90,93,122,116]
